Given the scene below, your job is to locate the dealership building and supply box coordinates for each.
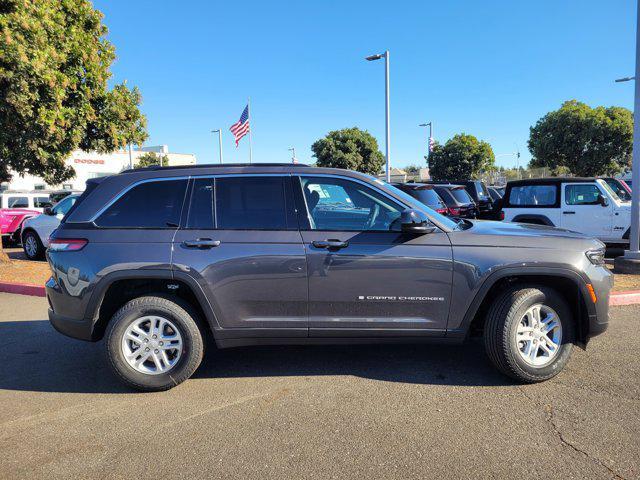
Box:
[1,145,196,192]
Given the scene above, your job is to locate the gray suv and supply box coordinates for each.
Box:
[46,164,612,391]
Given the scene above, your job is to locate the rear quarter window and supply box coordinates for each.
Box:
[96,179,188,228]
[507,185,557,207]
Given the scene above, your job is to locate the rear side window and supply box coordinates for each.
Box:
[215,176,290,230]
[8,196,28,208]
[408,188,443,207]
[186,178,215,229]
[96,179,188,228]
[508,185,557,206]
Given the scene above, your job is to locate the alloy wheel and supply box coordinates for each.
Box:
[515,304,562,367]
[121,316,183,375]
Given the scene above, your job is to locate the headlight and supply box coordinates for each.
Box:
[585,249,605,266]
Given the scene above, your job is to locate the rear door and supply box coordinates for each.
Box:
[561,183,612,239]
[172,175,308,337]
[295,175,453,336]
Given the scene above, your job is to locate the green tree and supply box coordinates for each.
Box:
[0,0,147,185]
[428,134,495,180]
[134,152,169,168]
[311,127,385,175]
[528,100,633,177]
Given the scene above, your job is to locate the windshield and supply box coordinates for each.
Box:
[450,188,473,203]
[598,179,622,203]
[373,179,459,230]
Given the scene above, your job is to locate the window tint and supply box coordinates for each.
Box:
[565,184,602,205]
[53,196,77,216]
[301,176,403,231]
[216,176,289,230]
[404,187,443,207]
[96,179,187,228]
[508,185,557,206]
[450,188,473,203]
[8,197,28,208]
[187,178,215,229]
[34,197,52,208]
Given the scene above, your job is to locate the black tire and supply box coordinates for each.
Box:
[484,286,575,383]
[22,230,45,260]
[105,295,205,391]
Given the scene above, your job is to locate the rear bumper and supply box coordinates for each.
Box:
[48,308,94,341]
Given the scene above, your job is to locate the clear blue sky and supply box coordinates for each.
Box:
[95,0,636,169]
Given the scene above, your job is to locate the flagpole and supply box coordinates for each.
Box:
[247,97,253,164]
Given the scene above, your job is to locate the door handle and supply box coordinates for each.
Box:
[182,238,221,249]
[312,239,349,249]
[563,211,576,215]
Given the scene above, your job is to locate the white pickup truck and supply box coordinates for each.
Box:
[502,177,631,245]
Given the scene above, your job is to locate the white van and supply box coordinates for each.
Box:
[0,191,53,211]
[502,177,631,245]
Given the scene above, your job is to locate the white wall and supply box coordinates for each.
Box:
[3,148,196,192]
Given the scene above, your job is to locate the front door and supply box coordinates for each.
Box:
[172,175,308,337]
[561,183,612,240]
[295,175,453,336]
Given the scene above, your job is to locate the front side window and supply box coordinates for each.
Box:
[508,185,557,206]
[215,176,290,230]
[565,184,602,206]
[34,197,52,208]
[300,176,403,231]
[96,179,188,228]
[8,196,28,208]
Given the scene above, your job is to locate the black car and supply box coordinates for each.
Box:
[391,183,449,215]
[432,184,477,218]
[430,180,493,218]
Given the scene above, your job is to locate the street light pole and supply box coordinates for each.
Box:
[614,0,640,273]
[211,129,223,164]
[366,51,391,182]
[419,122,433,162]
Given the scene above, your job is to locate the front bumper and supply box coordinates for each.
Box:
[585,265,614,340]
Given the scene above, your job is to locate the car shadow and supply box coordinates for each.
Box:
[0,320,512,394]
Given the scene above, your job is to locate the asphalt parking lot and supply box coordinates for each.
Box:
[0,293,638,479]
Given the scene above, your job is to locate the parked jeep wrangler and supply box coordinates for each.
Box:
[47,164,612,391]
[502,177,631,245]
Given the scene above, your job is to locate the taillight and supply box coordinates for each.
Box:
[448,207,461,216]
[499,211,505,221]
[48,238,88,251]
[436,208,448,214]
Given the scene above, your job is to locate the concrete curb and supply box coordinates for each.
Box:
[609,289,640,306]
[0,281,46,297]
[1,280,640,306]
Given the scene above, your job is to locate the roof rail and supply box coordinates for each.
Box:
[121,162,309,174]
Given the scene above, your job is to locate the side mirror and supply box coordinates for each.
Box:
[400,209,437,234]
[598,194,609,207]
[43,206,54,216]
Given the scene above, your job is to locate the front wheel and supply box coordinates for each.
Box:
[484,286,575,383]
[105,296,205,391]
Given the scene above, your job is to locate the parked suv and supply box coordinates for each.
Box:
[502,177,631,245]
[432,184,477,218]
[391,183,448,215]
[430,180,493,218]
[47,164,612,391]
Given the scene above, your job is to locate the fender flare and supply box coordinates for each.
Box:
[511,214,555,226]
[454,265,595,336]
[84,269,221,336]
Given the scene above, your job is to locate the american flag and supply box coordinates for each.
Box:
[428,136,435,152]
[230,105,250,146]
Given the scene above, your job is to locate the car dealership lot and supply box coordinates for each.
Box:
[0,292,638,479]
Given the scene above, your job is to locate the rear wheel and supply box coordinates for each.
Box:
[22,230,44,260]
[105,295,204,391]
[484,286,574,383]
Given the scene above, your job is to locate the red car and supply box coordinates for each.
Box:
[0,208,41,245]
